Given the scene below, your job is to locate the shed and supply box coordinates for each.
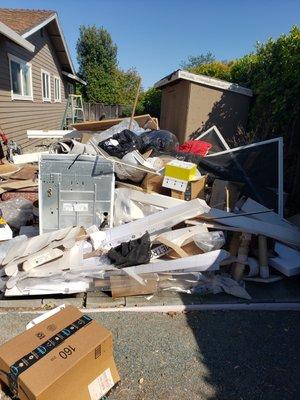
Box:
[154,70,253,143]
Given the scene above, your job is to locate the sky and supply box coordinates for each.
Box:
[1,0,299,88]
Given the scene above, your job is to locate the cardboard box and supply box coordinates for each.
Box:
[171,175,207,201]
[141,173,168,194]
[110,274,158,298]
[0,306,120,400]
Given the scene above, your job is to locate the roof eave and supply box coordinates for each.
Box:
[22,13,77,76]
[0,21,35,52]
[62,71,87,85]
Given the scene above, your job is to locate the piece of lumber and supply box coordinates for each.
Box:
[129,78,141,131]
[12,152,48,164]
[27,130,73,139]
[72,114,158,131]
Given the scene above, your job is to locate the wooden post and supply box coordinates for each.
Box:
[232,233,251,281]
[258,235,269,278]
[225,185,230,212]
[129,78,141,131]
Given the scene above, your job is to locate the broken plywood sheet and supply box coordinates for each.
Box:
[200,207,300,248]
[9,165,38,181]
[0,179,38,194]
[0,164,20,177]
[241,198,292,228]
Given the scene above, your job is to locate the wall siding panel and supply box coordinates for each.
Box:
[0,27,69,149]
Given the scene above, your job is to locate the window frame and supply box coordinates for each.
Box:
[8,54,33,101]
[41,69,51,102]
[67,82,74,95]
[53,75,61,103]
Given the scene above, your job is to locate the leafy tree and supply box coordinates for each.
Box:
[138,87,162,117]
[77,25,118,103]
[231,26,300,139]
[77,25,143,106]
[188,61,233,81]
[77,25,117,77]
[181,52,215,69]
[115,68,141,105]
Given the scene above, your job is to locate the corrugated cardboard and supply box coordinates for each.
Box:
[0,306,120,400]
[141,173,169,195]
[110,273,158,298]
[171,175,207,201]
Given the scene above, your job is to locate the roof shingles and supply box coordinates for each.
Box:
[0,8,55,35]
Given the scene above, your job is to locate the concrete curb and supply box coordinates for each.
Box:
[0,294,299,312]
[0,302,300,314]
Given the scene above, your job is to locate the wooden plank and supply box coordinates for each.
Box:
[27,130,73,139]
[12,152,48,165]
[72,114,158,131]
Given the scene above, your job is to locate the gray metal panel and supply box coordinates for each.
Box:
[39,154,114,233]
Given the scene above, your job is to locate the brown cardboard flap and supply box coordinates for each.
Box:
[110,274,158,298]
[0,306,120,400]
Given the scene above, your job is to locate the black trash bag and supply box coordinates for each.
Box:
[98,129,143,159]
[139,130,179,153]
[107,232,151,268]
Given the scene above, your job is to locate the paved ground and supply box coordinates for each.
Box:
[0,310,299,400]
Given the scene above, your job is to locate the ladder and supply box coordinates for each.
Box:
[61,94,85,129]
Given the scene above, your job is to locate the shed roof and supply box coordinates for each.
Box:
[154,69,253,97]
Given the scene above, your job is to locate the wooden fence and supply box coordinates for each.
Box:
[83,103,126,121]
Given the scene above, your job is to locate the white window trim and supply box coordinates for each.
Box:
[8,53,33,101]
[54,75,61,103]
[41,69,51,102]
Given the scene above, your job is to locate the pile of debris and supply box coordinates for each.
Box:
[0,115,299,300]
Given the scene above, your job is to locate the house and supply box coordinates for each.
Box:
[154,70,253,144]
[0,8,85,150]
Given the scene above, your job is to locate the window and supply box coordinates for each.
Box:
[8,54,33,100]
[54,76,61,102]
[67,82,74,95]
[41,70,51,102]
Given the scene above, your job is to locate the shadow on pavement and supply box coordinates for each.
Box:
[184,309,300,400]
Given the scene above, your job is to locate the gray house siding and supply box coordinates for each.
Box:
[0,28,69,150]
